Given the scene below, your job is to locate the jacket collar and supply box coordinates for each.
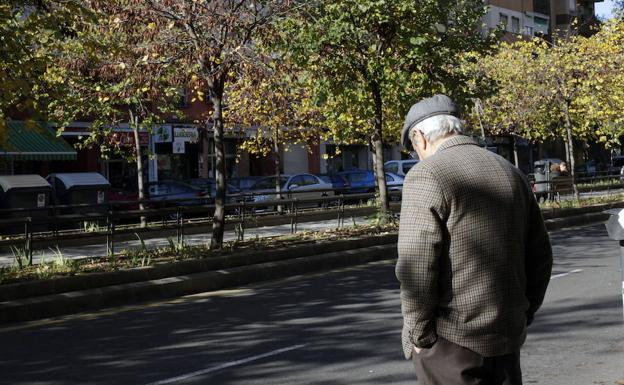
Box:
[436,135,479,153]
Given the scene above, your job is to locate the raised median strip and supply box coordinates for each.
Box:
[0,242,397,324]
[0,204,617,324]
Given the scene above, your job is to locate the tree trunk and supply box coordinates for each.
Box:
[512,136,519,168]
[371,83,389,215]
[210,95,227,249]
[563,102,579,200]
[200,125,210,178]
[474,99,487,146]
[273,129,283,213]
[130,110,146,228]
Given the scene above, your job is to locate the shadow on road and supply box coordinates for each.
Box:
[0,261,414,385]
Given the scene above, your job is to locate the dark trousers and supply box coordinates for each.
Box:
[412,337,522,385]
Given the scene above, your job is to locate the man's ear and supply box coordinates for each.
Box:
[413,130,427,150]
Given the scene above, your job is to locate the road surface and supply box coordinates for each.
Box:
[0,224,622,385]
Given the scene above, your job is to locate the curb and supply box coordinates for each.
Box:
[0,233,397,302]
[544,211,608,231]
[0,243,397,324]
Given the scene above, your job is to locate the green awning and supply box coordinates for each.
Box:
[0,121,77,161]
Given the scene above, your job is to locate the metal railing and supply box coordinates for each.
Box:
[0,189,402,265]
[3,171,622,266]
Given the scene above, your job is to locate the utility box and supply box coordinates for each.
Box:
[47,172,110,207]
[47,173,110,228]
[0,174,52,234]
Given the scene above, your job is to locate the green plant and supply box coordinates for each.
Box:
[11,246,29,269]
[83,221,101,233]
[369,211,397,227]
[32,247,78,279]
[51,247,78,272]
[123,234,153,268]
[234,222,244,241]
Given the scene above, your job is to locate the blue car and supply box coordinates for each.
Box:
[317,174,351,195]
[337,170,376,194]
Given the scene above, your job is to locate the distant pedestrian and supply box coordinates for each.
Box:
[396,94,553,385]
[559,162,569,176]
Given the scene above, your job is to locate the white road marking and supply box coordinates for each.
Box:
[550,269,583,279]
[145,344,307,385]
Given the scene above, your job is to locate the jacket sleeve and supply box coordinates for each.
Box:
[524,188,553,325]
[395,167,448,351]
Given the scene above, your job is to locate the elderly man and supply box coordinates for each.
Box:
[396,95,553,385]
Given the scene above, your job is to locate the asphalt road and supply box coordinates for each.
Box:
[0,224,622,385]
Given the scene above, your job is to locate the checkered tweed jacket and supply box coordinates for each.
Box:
[396,135,552,359]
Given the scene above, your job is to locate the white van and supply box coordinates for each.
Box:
[384,160,419,177]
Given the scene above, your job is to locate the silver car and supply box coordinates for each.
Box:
[249,174,334,209]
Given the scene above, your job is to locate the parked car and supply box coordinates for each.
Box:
[229,176,264,192]
[317,174,351,195]
[575,160,597,176]
[337,170,375,194]
[147,180,208,207]
[249,174,334,209]
[384,172,404,191]
[383,172,404,201]
[107,188,141,210]
[384,160,419,177]
[609,156,624,176]
[186,178,243,203]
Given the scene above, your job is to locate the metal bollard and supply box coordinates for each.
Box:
[604,208,624,320]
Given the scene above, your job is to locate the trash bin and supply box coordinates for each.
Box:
[46,172,110,229]
[0,175,52,235]
[533,160,551,202]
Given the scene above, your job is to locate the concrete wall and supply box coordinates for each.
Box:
[484,4,544,36]
[283,144,309,174]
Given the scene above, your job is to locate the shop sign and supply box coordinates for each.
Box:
[109,131,149,147]
[173,140,186,154]
[173,126,198,142]
[153,125,173,143]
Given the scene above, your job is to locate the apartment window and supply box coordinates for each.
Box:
[499,13,509,30]
[511,17,520,33]
[525,26,534,36]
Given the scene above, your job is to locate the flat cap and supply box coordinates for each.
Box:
[401,94,459,151]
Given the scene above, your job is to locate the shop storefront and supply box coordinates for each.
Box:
[101,129,150,189]
[153,124,200,181]
[0,121,77,176]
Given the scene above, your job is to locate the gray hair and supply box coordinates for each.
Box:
[413,114,465,144]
